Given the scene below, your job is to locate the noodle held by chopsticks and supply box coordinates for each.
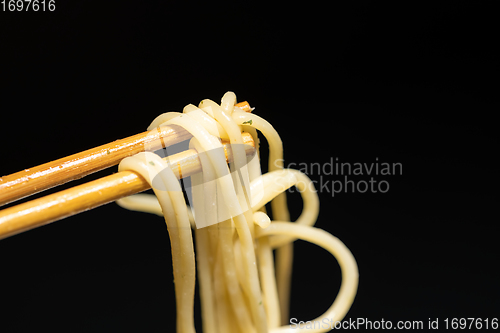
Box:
[116,92,359,333]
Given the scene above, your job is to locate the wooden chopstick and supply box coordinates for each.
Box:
[0,101,252,207]
[0,124,191,207]
[0,132,255,240]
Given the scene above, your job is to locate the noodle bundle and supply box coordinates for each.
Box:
[116,92,358,333]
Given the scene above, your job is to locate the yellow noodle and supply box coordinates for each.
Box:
[116,92,358,333]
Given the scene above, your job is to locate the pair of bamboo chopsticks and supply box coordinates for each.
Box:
[0,101,255,240]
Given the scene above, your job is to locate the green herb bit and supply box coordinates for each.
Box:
[149,161,155,166]
[242,119,253,125]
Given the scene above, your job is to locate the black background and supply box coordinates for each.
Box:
[0,1,498,332]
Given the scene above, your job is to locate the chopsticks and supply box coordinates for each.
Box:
[0,101,254,240]
[0,133,255,240]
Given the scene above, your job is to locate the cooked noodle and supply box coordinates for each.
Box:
[116,92,358,333]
